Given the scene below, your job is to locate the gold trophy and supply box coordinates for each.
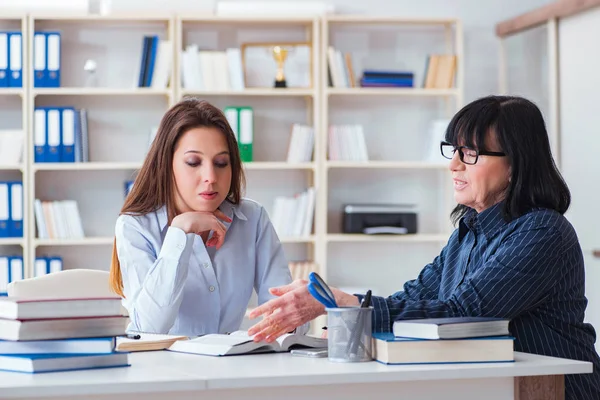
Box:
[272,45,288,88]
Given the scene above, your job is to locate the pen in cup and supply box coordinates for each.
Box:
[347,289,372,357]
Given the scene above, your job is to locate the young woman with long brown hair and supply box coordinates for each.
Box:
[109,98,305,337]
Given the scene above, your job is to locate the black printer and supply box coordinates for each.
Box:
[342,204,418,234]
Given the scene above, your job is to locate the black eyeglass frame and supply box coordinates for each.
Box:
[440,141,506,165]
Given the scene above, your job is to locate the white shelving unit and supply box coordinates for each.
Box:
[6,13,463,300]
[318,16,463,296]
[0,15,28,267]
[25,14,177,275]
[175,15,321,269]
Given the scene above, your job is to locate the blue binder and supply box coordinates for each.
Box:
[34,107,47,162]
[46,108,61,163]
[33,32,46,87]
[0,182,8,238]
[46,32,61,88]
[60,107,75,162]
[138,36,150,87]
[35,257,49,277]
[144,35,159,87]
[8,182,23,238]
[0,32,8,87]
[7,256,23,284]
[7,32,22,88]
[0,256,8,296]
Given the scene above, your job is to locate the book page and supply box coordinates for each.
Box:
[278,333,327,351]
[186,334,253,347]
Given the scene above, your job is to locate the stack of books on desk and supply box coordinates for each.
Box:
[373,317,514,365]
[0,297,130,373]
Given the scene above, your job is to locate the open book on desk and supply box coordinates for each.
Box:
[168,331,327,356]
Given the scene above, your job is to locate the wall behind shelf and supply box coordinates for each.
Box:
[113,0,554,102]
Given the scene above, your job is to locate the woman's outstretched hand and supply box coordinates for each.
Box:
[247,279,359,342]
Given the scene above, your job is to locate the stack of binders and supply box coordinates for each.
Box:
[0,297,130,373]
[33,107,88,163]
[33,31,61,88]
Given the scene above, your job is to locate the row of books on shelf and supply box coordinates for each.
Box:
[181,46,244,91]
[0,181,23,238]
[0,32,23,88]
[136,35,173,89]
[289,260,317,281]
[34,107,89,163]
[224,106,253,162]
[0,297,129,373]
[34,199,85,240]
[326,45,456,89]
[328,124,368,161]
[286,123,314,163]
[271,187,315,238]
[327,46,416,88]
[0,256,63,296]
[423,54,457,89]
[374,317,514,365]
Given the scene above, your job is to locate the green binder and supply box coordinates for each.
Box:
[238,106,253,162]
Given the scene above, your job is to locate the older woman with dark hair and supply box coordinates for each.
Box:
[248,95,600,399]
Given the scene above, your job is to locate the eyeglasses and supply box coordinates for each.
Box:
[440,141,506,165]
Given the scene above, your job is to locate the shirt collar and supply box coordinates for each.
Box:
[458,201,507,241]
[157,200,247,232]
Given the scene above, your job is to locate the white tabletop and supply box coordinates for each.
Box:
[141,350,593,390]
[0,351,592,398]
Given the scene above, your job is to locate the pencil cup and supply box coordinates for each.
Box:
[325,306,373,362]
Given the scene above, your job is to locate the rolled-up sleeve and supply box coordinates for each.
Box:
[253,206,309,335]
[115,215,196,333]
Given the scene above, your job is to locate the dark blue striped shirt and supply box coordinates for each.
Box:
[368,202,600,399]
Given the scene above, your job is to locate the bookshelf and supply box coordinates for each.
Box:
[25,14,176,275]
[4,12,463,303]
[318,16,463,296]
[175,15,321,273]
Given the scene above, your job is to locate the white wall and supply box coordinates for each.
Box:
[557,6,600,347]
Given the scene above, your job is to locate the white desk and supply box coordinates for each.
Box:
[0,351,591,400]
